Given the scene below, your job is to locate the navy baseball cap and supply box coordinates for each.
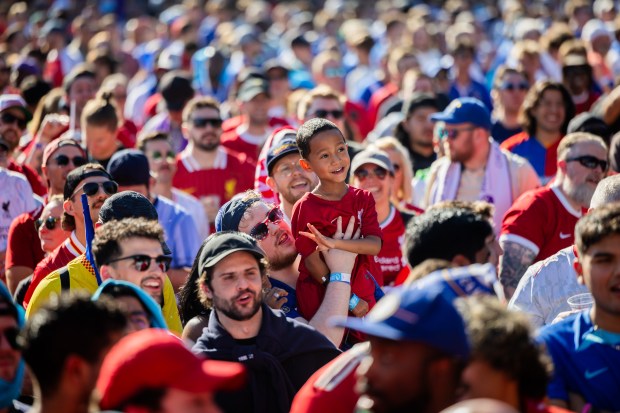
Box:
[266,136,299,175]
[430,97,491,130]
[215,194,262,232]
[332,287,470,358]
[199,232,265,270]
[107,149,150,187]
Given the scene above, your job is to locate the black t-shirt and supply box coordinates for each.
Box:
[491,120,522,144]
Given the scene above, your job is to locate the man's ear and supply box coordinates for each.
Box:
[265,176,278,194]
[299,158,312,172]
[100,264,117,281]
[200,282,213,300]
[557,159,568,173]
[573,258,585,285]
[63,199,75,217]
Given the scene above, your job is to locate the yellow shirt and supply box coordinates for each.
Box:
[26,254,183,335]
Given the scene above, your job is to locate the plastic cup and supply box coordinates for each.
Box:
[567,293,594,311]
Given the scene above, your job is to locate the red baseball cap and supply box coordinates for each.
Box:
[97,329,246,410]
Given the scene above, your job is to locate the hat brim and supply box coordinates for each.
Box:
[331,316,406,341]
[267,147,300,175]
[351,157,392,174]
[430,112,461,124]
[203,247,265,269]
[3,105,32,122]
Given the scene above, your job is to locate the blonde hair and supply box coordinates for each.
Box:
[373,137,414,204]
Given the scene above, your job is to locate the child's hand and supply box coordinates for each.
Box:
[300,216,360,252]
[351,298,369,318]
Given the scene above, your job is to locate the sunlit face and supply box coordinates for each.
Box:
[531,89,566,134]
[84,125,117,159]
[576,233,620,319]
[562,141,608,207]
[38,201,70,253]
[304,98,345,132]
[403,106,436,148]
[301,130,349,185]
[186,107,222,152]
[242,93,270,125]
[444,123,476,163]
[105,237,166,305]
[497,72,529,114]
[144,139,177,185]
[0,315,19,382]
[0,107,27,150]
[69,77,97,113]
[206,251,263,322]
[353,163,393,207]
[66,174,115,224]
[238,202,297,271]
[268,153,318,206]
[43,145,86,195]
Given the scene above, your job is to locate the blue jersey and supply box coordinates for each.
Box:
[270,277,300,319]
[537,311,620,411]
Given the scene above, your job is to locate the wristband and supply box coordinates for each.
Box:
[329,272,351,284]
[349,294,360,311]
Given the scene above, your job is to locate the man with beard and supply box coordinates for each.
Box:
[499,132,608,298]
[424,98,540,230]
[265,133,318,222]
[212,190,354,345]
[25,192,182,334]
[138,131,208,240]
[23,163,117,308]
[0,95,46,196]
[192,232,340,413]
[173,97,254,231]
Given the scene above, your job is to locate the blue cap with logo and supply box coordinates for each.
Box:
[430,97,491,130]
[332,287,470,358]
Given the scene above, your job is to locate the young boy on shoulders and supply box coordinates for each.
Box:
[291,118,383,341]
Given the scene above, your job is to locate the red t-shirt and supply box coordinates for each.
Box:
[220,118,289,163]
[291,186,384,323]
[500,186,585,262]
[5,207,44,271]
[375,206,407,286]
[172,146,255,205]
[23,231,85,308]
[8,160,46,196]
[366,82,398,129]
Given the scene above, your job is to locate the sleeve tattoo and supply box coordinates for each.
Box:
[499,241,537,296]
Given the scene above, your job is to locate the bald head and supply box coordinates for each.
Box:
[439,399,519,413]
[590,175,620,209]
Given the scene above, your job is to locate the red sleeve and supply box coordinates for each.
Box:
[291,197,319,259]
[5,213,45,270]
[500,190,547,253]
[21,164,47,196]
[23,256,54,307]
[359,191,382,239]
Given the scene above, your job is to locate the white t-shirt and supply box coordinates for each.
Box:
[508,246,588,330]
[0,168,36,250]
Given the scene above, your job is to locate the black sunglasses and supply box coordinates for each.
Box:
[107,254,172,272]
[566,155,608,172]
[500,81,529,91]
[1,327,19,350]
[313,109,344,119]
[1,112,27,129]
[354,167,389,182]
[72,181,118,198]
[152,150,176,161]
[250,207,284,241]
[35,216,61,231]
[191,117,223,128]
[54,154,87,167]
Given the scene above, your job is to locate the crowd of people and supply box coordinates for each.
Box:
[0,0,620,412]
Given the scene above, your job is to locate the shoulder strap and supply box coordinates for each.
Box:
[59,267,70,292]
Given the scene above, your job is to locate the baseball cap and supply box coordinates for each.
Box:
[402,93,438,117]
[430,97,491,130]
[63,165,113,200]
[332,287,470,358]
[199,232,265,271]
[0,94,32,121]
[159,70,195,111]
[97,329,246,410]
[42,138,85,167]
[215,194,262,232]
[563,53,590,68]
[351,148,394,174]
[567,112,609,139]
[107,149,150,187]
[266,130,299,175]
[237,78,270,102]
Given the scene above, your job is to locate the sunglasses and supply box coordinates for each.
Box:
[354,167,389,182]
[392,163,401,172]
[107,254,172,272]
[54,154,87,167]
[72,180,118,198]
[313,109,344,119]
[152,150,176,161]
[1,327,19,350]
[566,155,608,172]
[250,207,284,241]
[500,81,529,91]
[324,67,344,78]
[440,127,476,140]
[191,117,223,128]
[1,112,27,129]
[35,216,61,231]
